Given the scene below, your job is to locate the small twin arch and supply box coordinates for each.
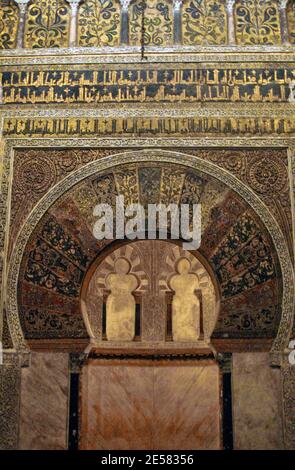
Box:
[1,0,295,49]
[83,243,216,343]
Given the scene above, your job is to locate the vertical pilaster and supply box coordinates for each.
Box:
[68,353,88,450]
[278,0,290,44]
[15,0,30,49]
[69,0,81,47]
[227,0,236,45]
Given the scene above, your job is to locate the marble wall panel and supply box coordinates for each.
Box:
[80,363,154,450]
[19,352,69,450]
[153,364,221,450]
[80,361,221,450]
[232,352,284,450]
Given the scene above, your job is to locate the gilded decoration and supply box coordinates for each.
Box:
[0,1,19,49]
[129,0,173,46]
[182,0,227,45]
[169,258,201,342]
[4,148,294,360]
[82,241,218,343]
[2,66,295,105]
[8,148,119,258]
[185,149,293,261]
[287,0,295,44]
[24,0,70,49]
[234,0,281,45]
[78,0,121,47]
[3,117,295,137]
[13,159,283,341]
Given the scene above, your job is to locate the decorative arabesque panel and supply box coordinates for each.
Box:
[78,0,121,47]
[234,0,281,45]
[15,157,283,341]
[129,0,173,46]
[287,0,295,44]
[182,0,227,45]
[24,0,70,48]
[0,0,19,49]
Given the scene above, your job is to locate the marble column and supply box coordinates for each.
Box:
[226,0,236,45]
[120,0,131,45]
[173,1,182,45]
[278,0,290,44]
[15,0,30,49]
[69,0,81,47]
[217,353,233,450]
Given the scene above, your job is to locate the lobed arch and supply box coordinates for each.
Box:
[77,0,122,47]
[6,149,295,365]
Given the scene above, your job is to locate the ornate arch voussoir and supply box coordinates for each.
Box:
[7,149,295,362]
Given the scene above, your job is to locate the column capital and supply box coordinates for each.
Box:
[120,0,131,9]
[69,0,82,6]
[15,0,30,12]
[173,0,183,10]
[69,352,88,374]
[216,352,232,374]
[278,0,289,9]
[69,0,82,13]
[226,0,236,11]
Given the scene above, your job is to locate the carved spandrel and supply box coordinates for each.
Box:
[2,67,295,105]
[24,0,71,48]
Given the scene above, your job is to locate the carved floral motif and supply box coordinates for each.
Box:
[182,0,227,45]
[0,0,19,49]
[78,0,121,46]
[24,0,70,48]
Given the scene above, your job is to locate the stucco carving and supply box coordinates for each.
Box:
[4,147,294,364]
